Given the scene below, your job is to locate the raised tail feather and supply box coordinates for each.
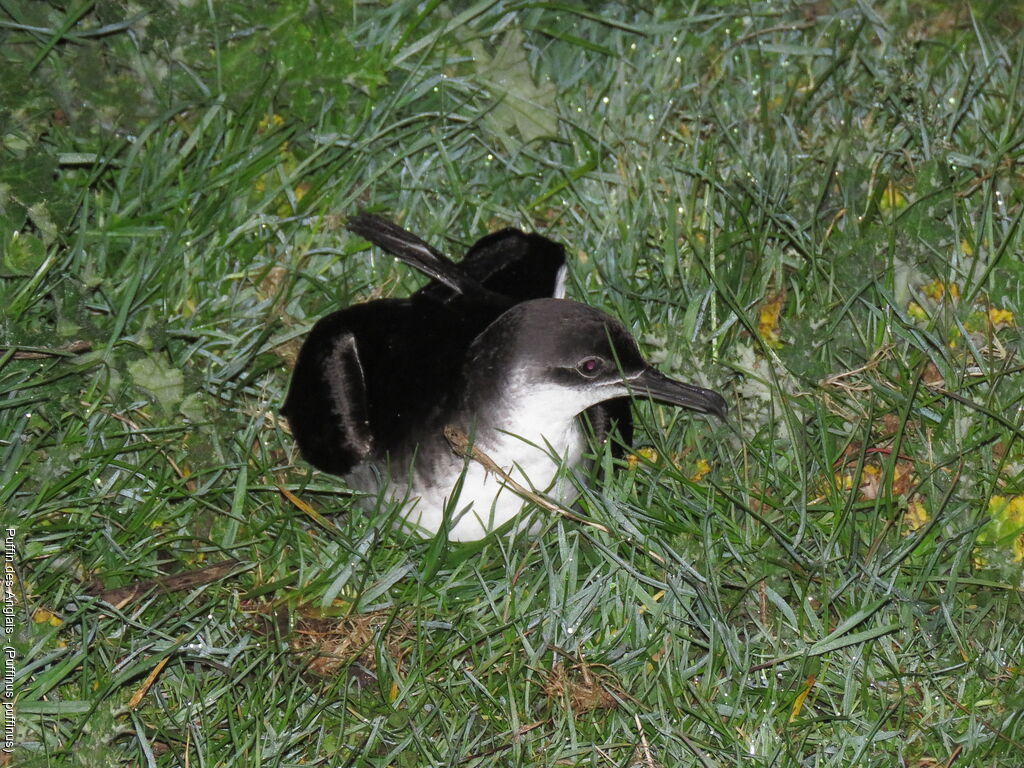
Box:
[346,212,494,300]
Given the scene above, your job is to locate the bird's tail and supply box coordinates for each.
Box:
[346,212,492,299]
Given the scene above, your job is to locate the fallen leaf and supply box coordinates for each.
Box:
[472,30,558,143]
[128,356,185,415]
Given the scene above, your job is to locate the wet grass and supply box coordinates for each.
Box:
[3,1,1024,766]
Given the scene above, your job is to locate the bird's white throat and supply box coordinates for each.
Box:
[351,380,596,541]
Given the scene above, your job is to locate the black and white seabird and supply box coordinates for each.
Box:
[283,214,726,541]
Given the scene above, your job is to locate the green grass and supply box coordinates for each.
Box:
[3,1,1024,765]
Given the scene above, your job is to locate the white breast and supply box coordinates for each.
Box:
[349,406,588,541]
[402,417,586,541]
[348,376,601,541]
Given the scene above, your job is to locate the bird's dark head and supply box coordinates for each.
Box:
[464,299,727,418]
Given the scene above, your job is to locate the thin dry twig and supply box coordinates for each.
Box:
[443,425,667,565]
[442,425,610,533]
[729,20,815,47]
[819,344,894,393]
[128,656,171,709]
[634,713,657,768]
[5,340,92,359]
[86,559,243,609]
[107,409,194,490]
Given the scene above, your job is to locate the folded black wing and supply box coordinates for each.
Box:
[282,315,374,475]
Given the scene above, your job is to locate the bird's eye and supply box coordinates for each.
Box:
[576,357,604,377]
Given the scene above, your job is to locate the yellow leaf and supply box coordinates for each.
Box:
[627,446,660,470]
[922,280,943,300]
[921,280,958,301]
[277,484,341,534]
[879,181,907,211]
[858,464,882,500]
[904,500,929,532]
[833,471,855,491]
[690,459,711,483]
[33,608,63,627]
[758,292,785,349]
[637,589,666,615]
[129,656,171,709]
[989,308,1015,328]
[789,675,816,722]
[1008,496,1024,526]
[258,113,285,132]
[989,495,1024,526]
